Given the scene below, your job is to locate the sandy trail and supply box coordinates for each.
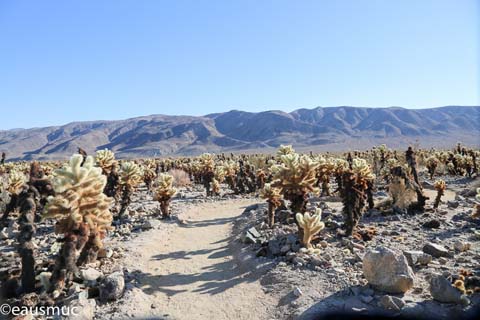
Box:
[119,199,275,320]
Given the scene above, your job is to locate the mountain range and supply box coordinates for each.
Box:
[1,106,478,161]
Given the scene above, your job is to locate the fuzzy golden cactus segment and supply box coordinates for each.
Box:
[272,152,319,213]
[7,170,26,195]
[119,161,143,188]
[296,209,325,249]
[95,149,117,174]
[276,144,295,159]
[44,154,113,239]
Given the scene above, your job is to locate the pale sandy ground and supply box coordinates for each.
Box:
[105,199,276,320]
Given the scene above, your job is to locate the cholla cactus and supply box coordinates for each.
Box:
[433,179,446,209]
[426,156,438,179]
[276,144,295,160]
[389,165,428,213]
[296,209,325,249]
[95,149,117,175]
[339,158,374,235]
[223,160,238,191]
[260,183,282,227]
[316,157,336,196]
[199,153,215,196]
[211,178,220,195]
[7,170,26,194]
[153,173,177,218]
[43,154,113,291]
[143,166,156,190]
[95,149,120,198]
[272,153,319,213]
[118,161,143,217]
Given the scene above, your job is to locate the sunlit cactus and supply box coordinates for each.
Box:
[276,144,295,160]
[223,160,238,191]
[143,166,156,190]
[260,183,282,227]
[95,149,117,175]
[296,209,325,249]
[118,161,143,217]
[272,152,319,213]
[433,179,446,209]
[7,170,26,195]
[43,154,113,291]
[153,173,177,218]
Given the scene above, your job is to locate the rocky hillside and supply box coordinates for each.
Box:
[0,106,478,160]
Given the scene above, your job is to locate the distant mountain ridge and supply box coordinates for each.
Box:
[0,106,478,161]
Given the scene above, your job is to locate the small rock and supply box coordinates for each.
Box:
[142,220,161,229]
[453,240,471,252]
[268,240,282,256]
[363,246,415,293]
[422,219,441,229]
[379,295,405,311]
[429,274,469,305]
[447,201,459,208]
[80,268,103,282]
[293,287,303,297]
[280,245,291,254]
[403,251,432,266]
[247,227,261,239]
[360,295,374,304]
[99,272,125,302]
[423,242,452,258]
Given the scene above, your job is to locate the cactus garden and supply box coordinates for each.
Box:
[0,144,478,320]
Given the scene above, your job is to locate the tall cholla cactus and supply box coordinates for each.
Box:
[272,152,319,213]
[211,166,225,196]
[200,153,215,196]
[223,160,238,191]
[153,173,177,218]
[260,183,282,227]
[118,161,143,217]
[296,208,325,250]
[95,149,120,198]
[1,170,27,222]
[316,156,336,196]
[43,154,113,291]
[426,156,438,179]
[340,158,374,236]
[433,179,446,209]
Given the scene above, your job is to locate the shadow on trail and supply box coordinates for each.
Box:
[133,204,265,297]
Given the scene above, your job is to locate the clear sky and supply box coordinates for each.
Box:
[0,0,478,129]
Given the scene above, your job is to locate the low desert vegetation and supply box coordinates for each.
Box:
[0,142,479,317]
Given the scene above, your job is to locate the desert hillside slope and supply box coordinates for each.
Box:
[0,106,478,160]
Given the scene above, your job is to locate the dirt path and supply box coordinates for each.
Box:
[113,199,275,320]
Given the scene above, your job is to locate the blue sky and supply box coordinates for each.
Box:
[0,0,478,129]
